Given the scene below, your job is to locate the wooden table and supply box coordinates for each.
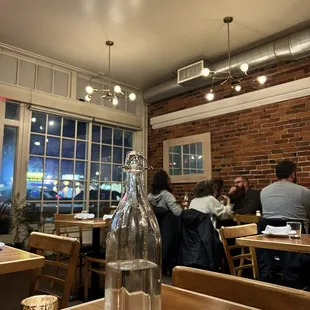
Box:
[54,218,111,229]
[0,245,45,275]
[54,218,110,299]
[64,284,260,310]
[236,234,310,254]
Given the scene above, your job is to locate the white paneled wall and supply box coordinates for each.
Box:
[0,48,140,117]
[19,60,36,88]
[0,54,18,84]
[0,53,71,99]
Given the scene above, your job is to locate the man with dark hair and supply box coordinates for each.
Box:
[261,160,310,232]
[228,176,261,214]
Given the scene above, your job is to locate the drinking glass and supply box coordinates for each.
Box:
[287,222,301,239]
[21,295,58,310]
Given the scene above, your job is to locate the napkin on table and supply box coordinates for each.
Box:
[263,225,290,234]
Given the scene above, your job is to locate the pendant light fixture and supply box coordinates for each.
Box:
[206,77,215,101]
[201,17,267,101]
[85,41,136,105]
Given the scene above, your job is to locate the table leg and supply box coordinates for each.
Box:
[90,227,101,298]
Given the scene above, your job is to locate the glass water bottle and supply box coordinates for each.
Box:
[104,151,162,310]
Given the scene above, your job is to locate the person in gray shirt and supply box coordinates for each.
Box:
[261,161,310,232]
[148,170,183,216]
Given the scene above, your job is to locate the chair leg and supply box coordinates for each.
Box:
[250,247,259,280]
[84,259,89,301]
[237,248,245,277]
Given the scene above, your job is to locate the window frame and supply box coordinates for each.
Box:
[0,100,24,237]
[26,109,135,216]
[89,124,134,216]
[163,132,212,183]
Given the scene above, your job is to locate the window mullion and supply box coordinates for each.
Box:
[85,122,92,213]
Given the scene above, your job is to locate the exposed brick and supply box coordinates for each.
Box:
[148,57,310,199]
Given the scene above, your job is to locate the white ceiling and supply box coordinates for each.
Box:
[1,0,310,89]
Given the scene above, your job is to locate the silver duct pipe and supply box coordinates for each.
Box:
[143,27,310,103]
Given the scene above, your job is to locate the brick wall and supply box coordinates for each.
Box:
[147,57,310,201]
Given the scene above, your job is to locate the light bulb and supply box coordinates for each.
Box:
[201,68,210,77]
[85,95,91,102]
[86,86,94,95]
[34,141,41,146]
[240,63,249,73]
[257,75,267,85]
[112,97,119,105]
[31,117,36,123]
[114,85,122,94]
[206,89,215,101]
[49,120,54,126]
[235,84,242,92]
[128,93,136,101]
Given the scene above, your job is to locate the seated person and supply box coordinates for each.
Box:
[189,179,233,229]
[148,170,182,274]
[148,169,182,216]
[229,176,261,214]
[261,160,310,233]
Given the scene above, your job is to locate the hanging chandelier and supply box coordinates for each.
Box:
[202,17,267,101]
[85,40,136,105]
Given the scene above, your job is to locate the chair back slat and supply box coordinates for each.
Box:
[172,267,310,310]
[235,214,259,225]
[45,260,68,270]
[221,223,257,239]
[28,232,80,309]
[219,224,258,279]
[29,232,78,256]
[38,274,66,285]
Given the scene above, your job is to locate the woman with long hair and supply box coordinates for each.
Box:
[148,170,182,216]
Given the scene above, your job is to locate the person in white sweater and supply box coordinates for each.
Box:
[189,179,233,229]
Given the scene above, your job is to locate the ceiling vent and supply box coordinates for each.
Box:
[177,60,210,87]
[144,27,310,103]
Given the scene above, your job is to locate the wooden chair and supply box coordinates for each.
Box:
[172,266,310,310]
[235,214,259,225]
[219,223,258,279]
[54,213,84,242]
[28,232,80,309]
[53,213,92,293]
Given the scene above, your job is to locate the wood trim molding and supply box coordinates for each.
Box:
[163,133,212,183]
[0,82,142,129]
[150,77,310,129]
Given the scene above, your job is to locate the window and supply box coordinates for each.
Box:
[27,112,89,214]
[27,111,135,216]
[163,133,211,183]
[0,100,21,235]
[89,125,133,216]
[0,126,17,234]
[5,101,19,120]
